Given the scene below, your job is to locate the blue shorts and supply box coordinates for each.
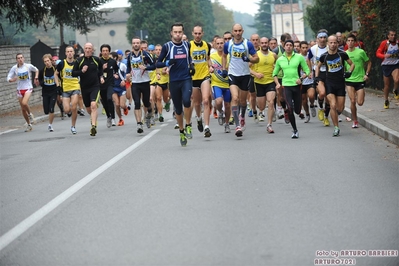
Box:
[212,86,231,102]
[113,87,126,97]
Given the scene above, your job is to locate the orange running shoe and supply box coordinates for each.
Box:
[118,119,124,126]
[123,108,128,116]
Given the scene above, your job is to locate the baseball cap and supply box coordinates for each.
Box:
[148,44,155,51]
[52,55,59,61]
[116,49,123,56]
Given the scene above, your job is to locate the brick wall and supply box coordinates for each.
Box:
[0,45,43,115]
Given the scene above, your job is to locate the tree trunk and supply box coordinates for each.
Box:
[60,23,64,45]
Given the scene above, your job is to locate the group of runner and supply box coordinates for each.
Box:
[7,23,399,146]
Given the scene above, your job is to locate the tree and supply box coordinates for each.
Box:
[253,0,272,38]
[304,0,352,35]
[0,0,111,44]
[212,0,234,36]
[197,0,216,41]
[126,0,215,45]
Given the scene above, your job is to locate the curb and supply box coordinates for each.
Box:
[342,107,399,146]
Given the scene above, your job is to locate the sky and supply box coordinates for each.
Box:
[100,0,259,16]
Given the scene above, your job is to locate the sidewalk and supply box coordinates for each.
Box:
[1,90,399,146]
[342,88,399,146]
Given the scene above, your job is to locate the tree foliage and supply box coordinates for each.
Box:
[305,0,352,35]
[126,0,217,45]
[212,0,234,36]
[0,0,111,42]
[253,0,272,38]
[352,0,399,89]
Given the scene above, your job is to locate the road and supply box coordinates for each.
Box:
[0,110,398,265]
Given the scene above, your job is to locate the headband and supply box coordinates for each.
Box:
[317,32,328,38]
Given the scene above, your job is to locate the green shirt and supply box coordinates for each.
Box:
[273,52,310,86]
[345,48,369,82]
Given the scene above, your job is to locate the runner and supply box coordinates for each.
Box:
[154,44,170,123]
[210,37,232,133]
[55,46,81,134]
[6,53,39,132]
[222,23,259,137]
[273,40,310,138]
[299,41,316,123]
[376,29,399,108]
[110,51,128,126]
[316,35,354,136]
[250,37,277,133]
[72,42,104,136]
[156,22,193,146]
[248,33,260,120]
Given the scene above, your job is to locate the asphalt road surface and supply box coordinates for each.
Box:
[1,109,398,266]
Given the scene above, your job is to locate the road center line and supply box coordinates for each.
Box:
[0,129,160,251]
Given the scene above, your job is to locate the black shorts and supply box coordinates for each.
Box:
[255,82,276,97]
[301,84,314,94]
[82,87,100,107]
[326,81,346,97]
[382,63,399,77]
[228,74,251,91]
[346,81,365,91]
[158,83,169,91]
[192,77,210,88]
[249,76,255,93]
[314,70,327,83]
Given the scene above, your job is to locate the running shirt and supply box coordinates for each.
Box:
[100,57,119,89]
[345,48,369,82]
[376,41,399,66]
[301,54,313,85]
[319,51,349,82]
[126,50,154,83]
[273,52,310,86]
[57,60,80,92]
[272,45,285,78]
[223,39,257,76]
[72,56,103,89]
[210,52,229,89]
[39,66,57,94]
[157,66,169,85]
[156,41,192,82]
[190,40,211,80]
[253,50,275,84]
[308,45,328,71]
[114,61,127,88]
[7,63,38,90]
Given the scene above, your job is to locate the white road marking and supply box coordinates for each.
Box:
[0,129,161,251]
[0,129,18,135]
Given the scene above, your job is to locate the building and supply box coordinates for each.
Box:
[272,3,305,41]
[75,7,130,53]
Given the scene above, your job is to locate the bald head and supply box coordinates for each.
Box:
[232,24,244,41]
[250,34,260,49]
[84,42,94,57]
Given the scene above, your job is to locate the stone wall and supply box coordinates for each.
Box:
[0,46,43,115]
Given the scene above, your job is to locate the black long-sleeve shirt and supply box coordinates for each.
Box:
[72,56,103,90]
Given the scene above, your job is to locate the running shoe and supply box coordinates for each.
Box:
[204,127,212,138]
[145,114,152,128]
[310,106,316,117]
[333,126,340,137]
[394,89,399,100]
[304,115,310,123]
[111,119,116,126]
[78,109,86,116]
[185,124,193,139]
[127,104,132,110]
[102,108,106,115]
[338,115,342,122]
[318,109,324,121]
[174,123,179,129]
[159,115,164,122]
[48,125,54,132]
[284,112,290,124]
[106,117,112,128]
[25,124,32,132]
[253,112,258,123]
[384,100,389,109]
[67,112,72,118]
[118,119,124,126]
[229,117,234,125]
[71,126,77,134]
[299,112,305,119]
[213,111,218,119]
[28,113,35,124]
[277,108,284,119]
[90,125,97,136]
[197,118,204,132]
[224,124,231,133]
[235,126,243,137]
[273,113,277,122]
[267,124,274,133]
[123,108,128,116]
[150,116,155,126]
[180,131,187,146]
[291,130,299,139]
[218,111,224,126]
[323,117,330,126]
[352,121,359,128]
[164,102,170,112]
[248,109,253,117]
[154,113,159,121]
[259,112,265,122]
[137,123,144,134]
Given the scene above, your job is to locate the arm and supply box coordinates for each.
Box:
[346,58,355,73]
[72,58,84,77]
[7,66,17,82]
[248,42,259,63]
[376,41,387,60]
[272,61,281,89]
[156,45,168,68]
